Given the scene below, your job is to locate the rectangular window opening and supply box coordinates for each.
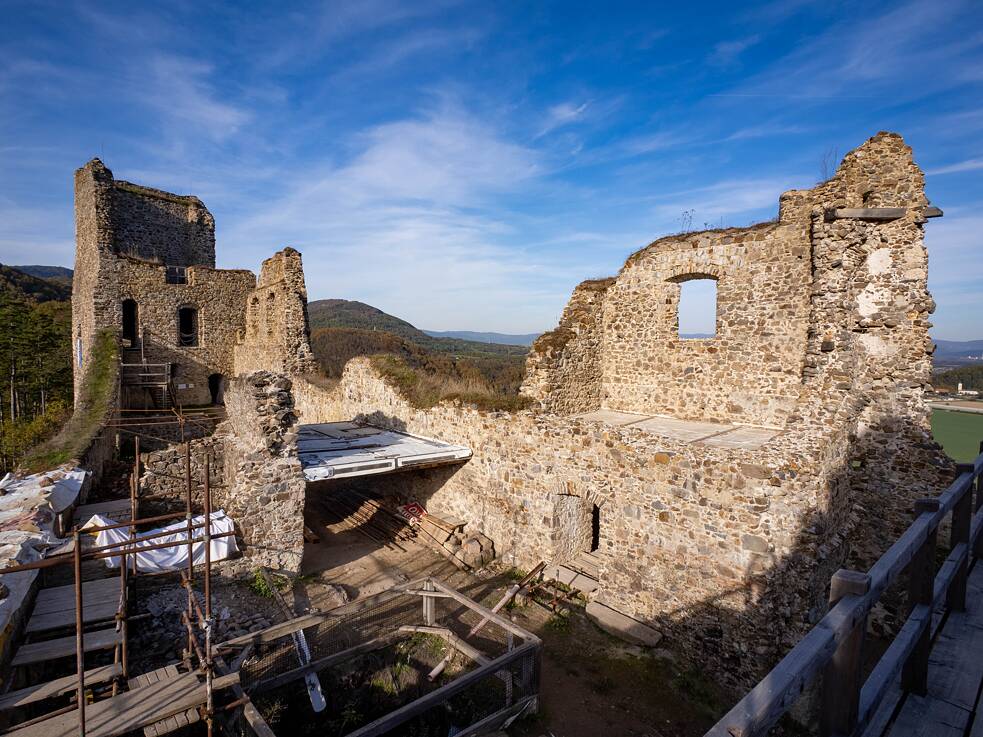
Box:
[677,277,717,339]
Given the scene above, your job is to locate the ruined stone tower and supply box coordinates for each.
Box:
[72,159,317,408]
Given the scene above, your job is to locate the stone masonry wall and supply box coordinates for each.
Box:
[521,278,612,415]
[219,372,306,574]
[138,436,225,517]
[109,182,215,267]
[292,133,954,689]
[293,361,853,688]
[233,248,319,377]
[114,257,255,406]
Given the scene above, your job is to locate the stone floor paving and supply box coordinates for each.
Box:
[570,409,782,450]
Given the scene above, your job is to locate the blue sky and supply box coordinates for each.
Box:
[1,1,982,337]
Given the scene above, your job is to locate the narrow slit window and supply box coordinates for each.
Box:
[178,307,198,346]
[676,277,717,338]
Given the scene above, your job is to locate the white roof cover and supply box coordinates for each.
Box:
[298,422,472,482]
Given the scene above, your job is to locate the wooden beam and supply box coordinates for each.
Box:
[12,628,123,667]
[824,206,943,221]
[0,665,122,712]
[820,570,870,737]
[343,642,538,737]
[7,672,238,737]
[246,633,402,694]
[903,498,940,695]
[217,581,424,649]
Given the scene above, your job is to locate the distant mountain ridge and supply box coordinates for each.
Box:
[14,265,74,282]
[307,298,528,359]
[424,330,540,346]
[933,339,983,358]
[0,264,71,302]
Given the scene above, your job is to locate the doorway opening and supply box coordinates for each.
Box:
[208,373,225,405]
[122,299,138,345]
[590,504,601,552]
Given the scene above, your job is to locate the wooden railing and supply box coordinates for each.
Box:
[706,444,983,737]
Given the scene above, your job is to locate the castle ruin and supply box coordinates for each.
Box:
[56,132,954,690]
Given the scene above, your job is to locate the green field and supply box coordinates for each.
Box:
[931,409,983,463]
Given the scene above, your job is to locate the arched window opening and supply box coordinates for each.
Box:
[675,276,717,338]
[121,299,138,345]
[178,307,198,347]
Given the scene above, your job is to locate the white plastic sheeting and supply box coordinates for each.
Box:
[82,511,239,573]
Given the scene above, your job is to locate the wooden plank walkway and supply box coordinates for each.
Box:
[0,664,121,712]
[74,499,132,527]
[11,627,122,667]
[25,578,121,634]
[7,671,237,737]
[883,561,983,736]
[128,665,201,736]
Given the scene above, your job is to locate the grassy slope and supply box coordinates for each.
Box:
[20,330,118,472]
[931,408,983,463]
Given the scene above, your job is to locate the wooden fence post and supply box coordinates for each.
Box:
[902,498,939,695]
[951,464,974,611]
[820,569,871,737]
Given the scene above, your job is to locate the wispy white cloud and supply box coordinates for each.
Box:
[140,56,251,141]
[220,104,571,332]
[649,176,801,223]
[926,157,983,176]
[709,35,761,67]
[537,101,589,137]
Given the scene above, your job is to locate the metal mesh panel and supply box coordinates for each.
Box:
[241,592,419,690]
[388,648,539,737]
[232,581,541,736]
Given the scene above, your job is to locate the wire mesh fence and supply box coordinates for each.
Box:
[226,578,540,737]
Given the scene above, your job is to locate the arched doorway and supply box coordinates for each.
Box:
[208,373,225,405]
[121,299,138,345]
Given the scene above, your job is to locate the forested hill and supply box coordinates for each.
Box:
[0,264,71,302]
[307,298,528,359]
[0,265,74,472]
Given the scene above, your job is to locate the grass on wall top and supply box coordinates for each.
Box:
[369,354,531,413]
[20,329,118,473]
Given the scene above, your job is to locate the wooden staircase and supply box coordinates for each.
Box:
[120,344,171,410]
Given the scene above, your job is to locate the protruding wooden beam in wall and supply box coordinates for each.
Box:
[824,206,944,222]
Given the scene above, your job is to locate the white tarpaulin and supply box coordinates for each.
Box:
[81,510,239,573]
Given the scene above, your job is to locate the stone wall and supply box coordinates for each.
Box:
[114,257,255,406]
[72,159,317,409]
[138,436,225,517]
[233,248,319,377]
[293,361,850,688]
[523,132,943,436]
[218,372,306,574]
[109,182,215,267]
[291,133,954,690]
[521,278,612,415]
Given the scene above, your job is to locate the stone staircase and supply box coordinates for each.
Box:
[543,550,601,595]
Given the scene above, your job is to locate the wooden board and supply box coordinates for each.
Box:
[33,578,120,615]
[74,499,132,526]
[0,664,121,712]
[884,563,983,737]
[12,628,123,667]
[26,578,122,634]
[886,693,969,737]
[8,671,238,737]
[128,665,200,737]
